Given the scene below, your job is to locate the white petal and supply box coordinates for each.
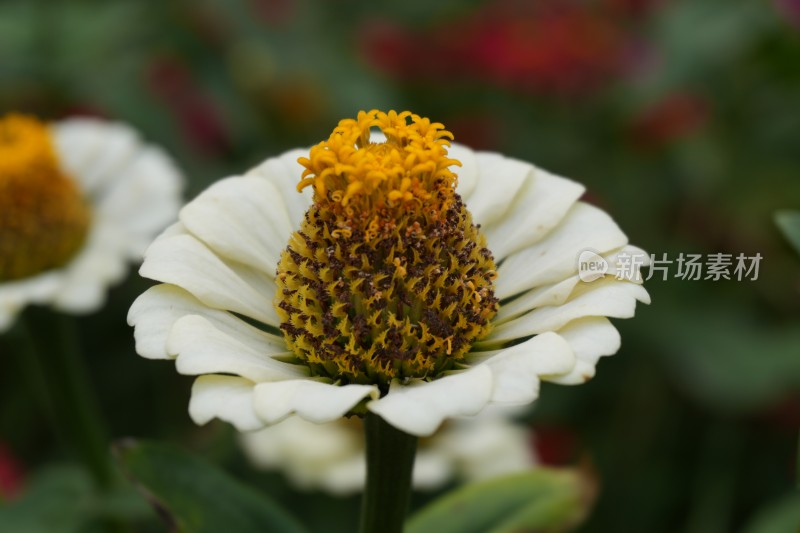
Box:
[548,317,621,385]
[450,142,477,199]
[367,365,493,437]
[495,277,581,325]
[483,166,585,260]
[140,232,280,326]
[245,149,313,229]
[95,146,183,255]
[319,456,369,495]
[485,279,650,345]
[189,375,263,431]
[0,272,63,332]
[477,331,575,403]
[51,223,128,312]
[496,202,629,299]
[435,417,535,481]
[253,380,379,424]
[412,449,454,490]
[464,152,531,228]
[52,119,141,195]
[168,315,305,382]
[128,284,286,360]
[180,176,293,273]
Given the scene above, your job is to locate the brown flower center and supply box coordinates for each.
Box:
[0,114,91,281]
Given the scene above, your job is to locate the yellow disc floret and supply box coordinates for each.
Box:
[275,110,498,387]
[0,114,91,281]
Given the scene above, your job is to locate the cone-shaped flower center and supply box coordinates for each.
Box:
[275,110,498,386]
[0,114,91,281]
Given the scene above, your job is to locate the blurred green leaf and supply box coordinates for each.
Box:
[115,439,307,533]
[775,210,800,257]
[0,466,92,533]
[0,465,150,533]
[741,493,800,533]
[405,468,594,533]
[642,290,800,414]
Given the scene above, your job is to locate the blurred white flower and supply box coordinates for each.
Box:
[129,110,648,437]
[0,114,183,331]
[239,407,535,495]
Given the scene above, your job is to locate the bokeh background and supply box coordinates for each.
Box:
[1,0,799,531]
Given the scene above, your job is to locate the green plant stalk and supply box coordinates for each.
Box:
[25,312,113,489]
[359,412,418,533]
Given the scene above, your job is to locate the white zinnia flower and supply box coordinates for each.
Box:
[239,407,535,495]
[0,114,183,332]
[128,110,649,437]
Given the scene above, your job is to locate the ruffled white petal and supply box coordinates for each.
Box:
[496,202,628,300]
[367,365,493,437]
[127,135,649,438]
[548,317,621,385]
[253,380,379,424]
[475,331,575,403]
[483,166,585,260]
[140,231,280,326]
[179,177,293,273]
[189,375,263,431]
[494,245,648,325]
[128,284,286,360]
[167,315,306,382]
[485,278,649,345]
[461,152,530,228]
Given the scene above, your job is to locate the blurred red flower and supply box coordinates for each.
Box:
[361,0,655,97]
[0,442,24,500]
[147,56,230,155]
[533,425,579,466]
[629,92,710,150]
[774,0,800,27]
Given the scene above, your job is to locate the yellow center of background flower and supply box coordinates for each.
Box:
[275,110,498,387]
[0,114,91,281]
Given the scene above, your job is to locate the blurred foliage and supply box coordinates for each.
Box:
[1,0,800,531]
[116,440,306,532]
[406,468,594,533]
[776,210,800,256]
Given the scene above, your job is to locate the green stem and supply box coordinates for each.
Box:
[359,412,418,533]
[24,311,113,489]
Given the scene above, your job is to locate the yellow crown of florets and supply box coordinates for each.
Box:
[297,110,460,209]
[277,111,498,386]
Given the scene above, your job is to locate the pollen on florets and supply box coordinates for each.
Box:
[275,110,498,387]
[0,114,91,281]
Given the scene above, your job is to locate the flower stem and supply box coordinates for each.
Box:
[23,310,113,489]
[359,412,418,533]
